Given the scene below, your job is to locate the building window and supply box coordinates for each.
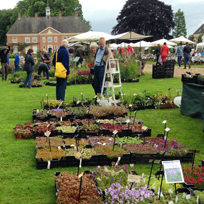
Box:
[54,37,57,42]
[63,36,67,40]
[43,46,46,49]
[33,46,38,54]
[47,37,52,42]
[47,45,53,53]
[43,37,46,43]
[32,37,37,43]
[25,46,30,53]
[25,37,30,43]
[13,37,17,43]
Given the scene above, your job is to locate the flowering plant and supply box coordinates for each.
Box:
[50,110,67,118]
[93,164,140,191]
[104,182,154,204]
[182,165,204,188]
[152,140,189,156]
[94,145,127,159]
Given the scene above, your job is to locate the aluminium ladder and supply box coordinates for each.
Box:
[100,59,123,105]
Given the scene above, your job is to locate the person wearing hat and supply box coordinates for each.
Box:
[41,49,51,77]
[0,43,10,81]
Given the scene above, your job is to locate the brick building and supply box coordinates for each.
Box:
[193,24,204,43]
[7,7,89,54]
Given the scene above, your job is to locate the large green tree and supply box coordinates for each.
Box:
[111,0,174,40]
[0,9,13,45]
[173,9,187,38]
[5,0,91,39]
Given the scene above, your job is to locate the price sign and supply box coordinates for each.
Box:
[126,119,130,124]
[165,127,170,132]
[128,174,141,183]
[142,126,148,131]
[186,195,191,200]
[162,120,167,124]
[113,130,118,135]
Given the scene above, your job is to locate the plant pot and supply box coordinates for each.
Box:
[15,134,23,139]
[23,136,30,139]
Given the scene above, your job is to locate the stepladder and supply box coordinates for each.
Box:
[100,59,123,105]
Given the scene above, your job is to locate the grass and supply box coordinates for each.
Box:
[146,60,204,68]
[0,73,203,204]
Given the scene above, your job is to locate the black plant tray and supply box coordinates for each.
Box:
[131,153,158,164]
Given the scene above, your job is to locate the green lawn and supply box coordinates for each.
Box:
[0,73,203,204]
[146,60,204,68]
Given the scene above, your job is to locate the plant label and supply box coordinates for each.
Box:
[168,188,173,194]
[37,109,39,113]
[142,173,144,178]
[129,104,132,107]
[164,136,167,140]
[134,111,137,114]
[175,196,178,203]
[46,94,48,97]
[79,158,82,168]
[165,127,170,132]
[168,201,174,204]
[47,160,51,169]
[142,126,148,131]
[113,130,118,135]
[78,172,84,178]
[76,100,80,104]
[186,195,190,200]
[44,131,51,137]
[197,196,199,204]
[154,160,161,164]
[58,146,61,149]
[126,119,130,124]
[162,120,167,124]
[94,95,97,99]
[97,120,100,123]
[115,157,121,166]
[182,193,186,198]
[81,93,83,95]
[128,174,141,183]
[47,124,50,128]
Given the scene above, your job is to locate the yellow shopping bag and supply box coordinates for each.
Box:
[54,50,67,78]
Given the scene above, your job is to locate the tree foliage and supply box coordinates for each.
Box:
[0,0,91,45]
[188,35,194,42]
[173,9,187,38]
[111,0,174,40]
[197,34,204,44]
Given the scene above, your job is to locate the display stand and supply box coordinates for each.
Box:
[101,59,123,105]
[73,57,80,84]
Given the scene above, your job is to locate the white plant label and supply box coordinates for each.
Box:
[186,195,190,200]
[113,130,118,135]
[94,95,97,99]
[175,196,178,203]
[47,160,51,169]
[162,120,167,124]
[58,146,61,149]
[157,187,163,197]
[60,117,62,121]
[97,120,100,123]
[165,127,170,132]
[197,196,199,204]
[78,172,84,178]
[77,100,80,104]
[126,119,130,124]
[168,201,174,204]
[37,109,39,113]
[79,158,82,168]
[46,94,48,97]
[182,193,186,198]
[164,136,167,140]
[70,144,76,149]
[115,157,121,166]
[168,188,173,194]
[142,173,144,178]
[134,111,137,114]
[142,126,148,131]
[129,104,132,107]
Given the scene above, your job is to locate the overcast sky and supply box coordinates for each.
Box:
[1,0,203,37]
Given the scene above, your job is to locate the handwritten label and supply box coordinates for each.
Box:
[128,174,141,183]
[162,120,167,124]
[113,130,118,135]
[165,127,170,132]
[78,172,84,178]
[44,131,51,137]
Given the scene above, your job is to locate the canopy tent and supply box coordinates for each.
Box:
[132,40,150,47]
[68,31,114,42]
[169,36,195,44]
[196,42,204,50]
[150,39,177,46]
[107,31,151,41]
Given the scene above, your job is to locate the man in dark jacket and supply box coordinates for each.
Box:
[0,43,10,81]
[52,39,70,101]
[153,44,161,65]
[183,42,191,69]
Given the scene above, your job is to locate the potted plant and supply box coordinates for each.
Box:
[14,129,24,139]
[22,129,33,139]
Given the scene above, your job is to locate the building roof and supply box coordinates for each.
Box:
[193,24,204,35]
[7,16,89,34]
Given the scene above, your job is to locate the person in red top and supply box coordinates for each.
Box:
[160,42,169,63]
[127,45,133,55]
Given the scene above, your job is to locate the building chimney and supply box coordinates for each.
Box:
[59,13,62,19]
[35,13,38,18]
[18,13,21,19]
[75,12,78,18]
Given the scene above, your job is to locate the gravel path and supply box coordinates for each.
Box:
[144,64,204,77]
